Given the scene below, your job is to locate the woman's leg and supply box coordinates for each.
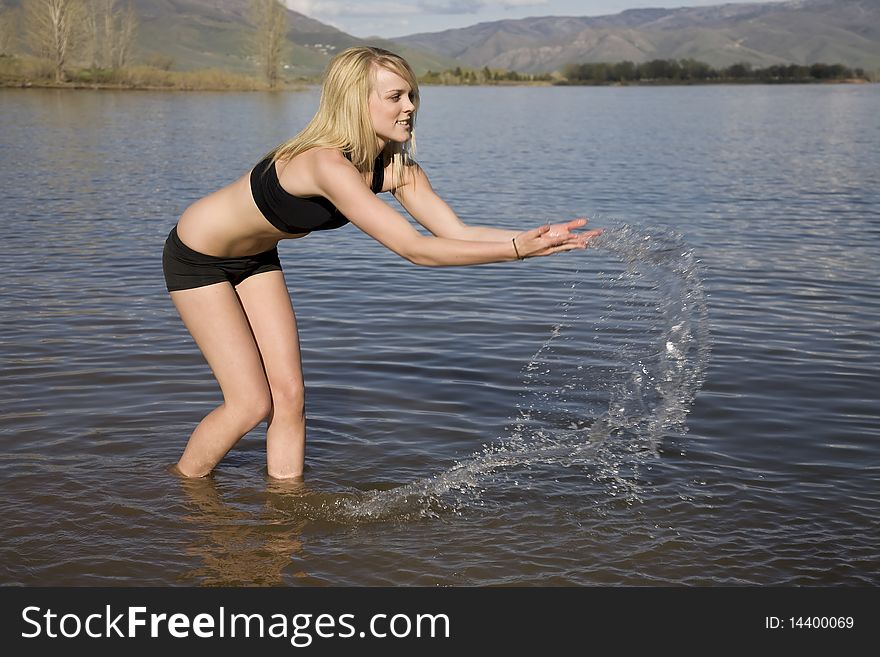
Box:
[234,271,306,479]
[170,282,273,477]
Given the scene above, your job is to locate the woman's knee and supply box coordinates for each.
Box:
[269,379,305,419]
[225,388,273,428]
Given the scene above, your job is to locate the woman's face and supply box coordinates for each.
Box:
[369,66,415,146]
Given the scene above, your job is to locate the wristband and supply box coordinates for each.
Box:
[512,236,524,260]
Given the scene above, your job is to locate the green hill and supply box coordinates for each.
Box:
[1,0,460,77]
[131,0,459,76]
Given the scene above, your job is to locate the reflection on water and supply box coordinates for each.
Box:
[179,475,310,586]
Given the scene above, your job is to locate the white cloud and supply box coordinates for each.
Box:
[421,1,548,14]
[284,1,414,18]
[284,0,547,19]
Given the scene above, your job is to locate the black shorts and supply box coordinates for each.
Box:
[162,226,282,292]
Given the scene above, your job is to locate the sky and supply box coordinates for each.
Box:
[283,0,782,38]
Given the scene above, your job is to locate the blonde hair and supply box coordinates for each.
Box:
[270,46,419,190]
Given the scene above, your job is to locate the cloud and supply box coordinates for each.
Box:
[284,0,547,19]
[421,0,547,14]
[285,1,413,17]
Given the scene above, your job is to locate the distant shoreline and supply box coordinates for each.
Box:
[2,78,873,92]
[552,78,874,87]
[0,79,308,92]
[1,56,873,92]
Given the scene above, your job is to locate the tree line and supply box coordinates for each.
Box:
[0,0,289,88]
[420,66,553,85]
[559,59,870,84]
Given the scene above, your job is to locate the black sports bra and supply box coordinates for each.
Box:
[250,152,384,234]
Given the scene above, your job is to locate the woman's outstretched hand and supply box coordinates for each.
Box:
[513,218,602,259]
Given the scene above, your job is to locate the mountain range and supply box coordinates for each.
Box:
[396,0,880,73]
[1,0,458,75]
[123,0,460,75]
[5,0,878,75]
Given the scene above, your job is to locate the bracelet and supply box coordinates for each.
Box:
[512,236,524,260]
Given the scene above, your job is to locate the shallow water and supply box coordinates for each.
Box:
[1,84,878,585]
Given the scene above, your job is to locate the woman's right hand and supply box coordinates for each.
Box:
[513,218,603,259]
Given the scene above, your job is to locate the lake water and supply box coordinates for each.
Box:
[1,84,878,586]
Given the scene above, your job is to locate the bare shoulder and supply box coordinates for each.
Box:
[309,148,359,181]
[299,147,348,166]
[280,147,348,175]
[398,158,425,181]
[392,159,431,198]
[311,149,372,195]
[277,147,355,197]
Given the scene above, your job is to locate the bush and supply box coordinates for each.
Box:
[559,58,867,84]
[0,55,57,83]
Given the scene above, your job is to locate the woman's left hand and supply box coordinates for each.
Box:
[544,218,602,248]
[513,217,603,260]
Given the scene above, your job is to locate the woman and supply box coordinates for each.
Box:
[163,46,600,480]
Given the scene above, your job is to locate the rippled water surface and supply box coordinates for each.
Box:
[1,84,878,586]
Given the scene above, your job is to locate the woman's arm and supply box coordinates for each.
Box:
[392,165,509,240]
[314,151,595,266]
[392,163,598,245]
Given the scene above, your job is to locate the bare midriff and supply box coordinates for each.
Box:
[176,174,308,258]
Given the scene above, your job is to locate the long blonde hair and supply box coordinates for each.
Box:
[270,46,419,190]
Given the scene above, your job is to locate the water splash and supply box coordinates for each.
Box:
[590,224,710,442]
[342,223,710,521]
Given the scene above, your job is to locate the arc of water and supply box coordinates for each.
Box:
[343,224,710,521]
